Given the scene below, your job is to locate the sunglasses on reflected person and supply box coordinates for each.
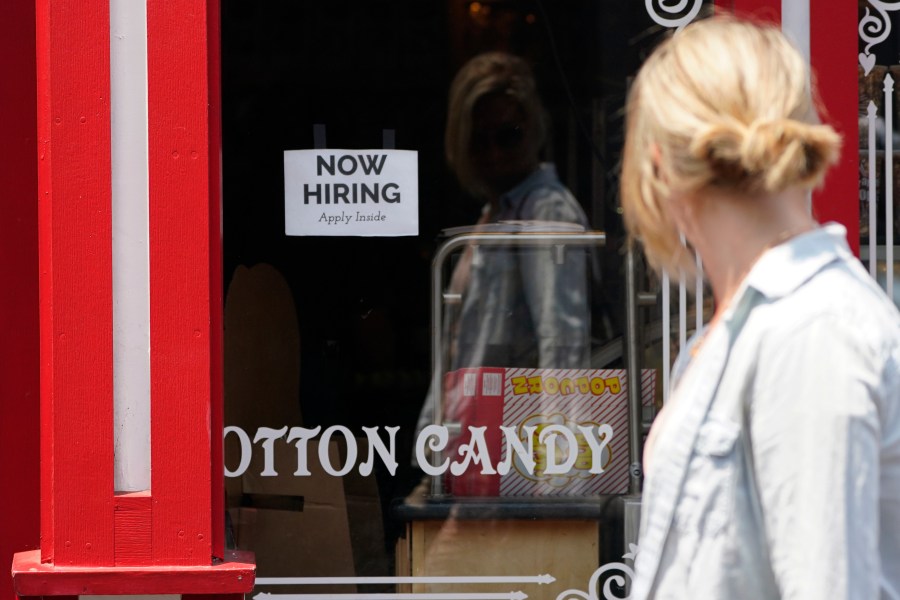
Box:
[472,124,524,150]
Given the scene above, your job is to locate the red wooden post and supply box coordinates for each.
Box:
[207,0,227,559]
[0,1,40,600]
[11,0,254,596]
[36,0,117,568]
[714,0,860,255]
[810,0,860,254]
[717,0,781,22]
[147,0,219,566]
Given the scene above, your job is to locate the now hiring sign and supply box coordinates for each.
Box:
[284,149,419,237]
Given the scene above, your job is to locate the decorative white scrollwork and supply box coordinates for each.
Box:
[645,0,703,32]
[859,1,900,74]
[555,545,639,600]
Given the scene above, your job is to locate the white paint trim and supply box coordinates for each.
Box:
[110,0,150,492]
[887,74,896,299]
[781,0,810,68]
[868,101,878,278]
[782,0,811,213]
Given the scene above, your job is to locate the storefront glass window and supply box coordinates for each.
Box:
[221,2,712,597]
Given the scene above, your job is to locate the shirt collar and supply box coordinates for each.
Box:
[743,222,851,300]
[674,224,850,378]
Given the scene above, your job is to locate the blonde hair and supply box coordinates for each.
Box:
[621,17,842,275]
[445,52,547,198]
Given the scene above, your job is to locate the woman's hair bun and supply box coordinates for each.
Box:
[620,17,845,277]
[690,116,841,194]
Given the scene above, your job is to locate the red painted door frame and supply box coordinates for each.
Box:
[0,1,40,600]
[720,0,781,22]
[715,0,860,254]
[810,1,860,253]
[9,0,252,596]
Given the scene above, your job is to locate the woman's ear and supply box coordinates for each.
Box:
[650,142,662,165]
[650,142,697,243]
[650,143,665,182]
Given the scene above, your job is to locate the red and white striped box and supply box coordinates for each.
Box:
[443,367,657,497]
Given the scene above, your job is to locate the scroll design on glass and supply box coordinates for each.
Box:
[860,25,898,303]
[859,1,900,74]
[644,0,703,31]
[555,546,639,600]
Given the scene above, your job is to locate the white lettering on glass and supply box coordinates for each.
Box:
[416,425,450,476]
[254,426,289,476]
[449,426,497,476]
[287,426,322,476]
[223,424,615,478]
[360,425,399,476]
[223,425,252,477]
[320,425,356,476]
[496,425,536,476]
[579,424,613,474]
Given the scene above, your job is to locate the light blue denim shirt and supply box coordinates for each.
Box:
[634,224,900,600]
[452,163,591,370]
[415,163,592,436]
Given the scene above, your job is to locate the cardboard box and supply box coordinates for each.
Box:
[443,367,656,497]
[228,436,388,596]
[224,264,387,592]
[232,439,358,594]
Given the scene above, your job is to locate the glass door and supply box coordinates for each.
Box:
[220,2,713,597]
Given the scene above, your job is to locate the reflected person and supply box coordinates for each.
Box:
[417,52,593,435]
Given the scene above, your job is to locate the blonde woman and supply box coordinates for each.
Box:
[621,17,900,599]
